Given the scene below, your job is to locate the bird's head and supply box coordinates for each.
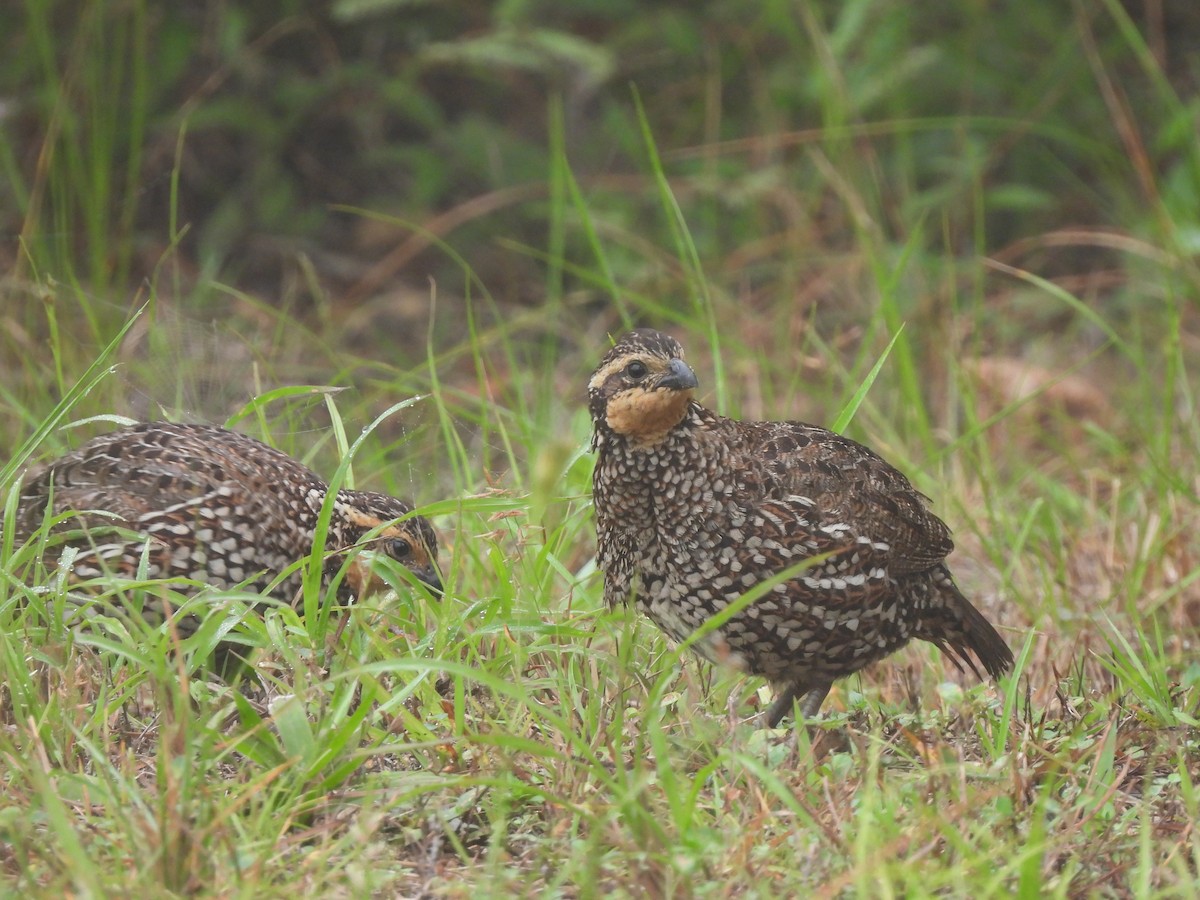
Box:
[588,329,700,448]
[336,492,443,596]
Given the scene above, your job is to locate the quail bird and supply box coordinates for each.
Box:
[13,422,441,627]
[588,329,1013,726]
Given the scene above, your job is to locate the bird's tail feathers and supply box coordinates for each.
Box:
[919,569,1014,683]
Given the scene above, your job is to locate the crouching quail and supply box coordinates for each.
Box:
[12,422,441,631]
[588,329,1013,726]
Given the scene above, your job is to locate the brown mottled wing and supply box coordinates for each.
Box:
[22,426,246,527]
[17,425,280,586]
[19,447,148,532]
[730,419,954,575]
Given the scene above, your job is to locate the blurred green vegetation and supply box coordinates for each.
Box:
[5,0,1198,317]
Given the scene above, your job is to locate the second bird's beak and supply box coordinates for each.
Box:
[659,358,699,392]
[349,557,444,598]
[414,565,443,595]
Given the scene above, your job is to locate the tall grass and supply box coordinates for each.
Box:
[3,1,1200,896]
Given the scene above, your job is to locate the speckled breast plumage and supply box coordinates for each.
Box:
[14,422,441,617]
[589,329,1013,725]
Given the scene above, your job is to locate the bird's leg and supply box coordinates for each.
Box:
[763,681,832,728]
[799,684,831,718]
[764,685,798,728]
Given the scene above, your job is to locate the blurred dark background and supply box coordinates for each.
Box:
[4,3,1197,304]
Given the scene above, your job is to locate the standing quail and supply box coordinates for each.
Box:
[588,329,1013,726]
[13,422,441,626]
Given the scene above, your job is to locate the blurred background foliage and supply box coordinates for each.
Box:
[4,1,1198,301]
[1,0,1198,451]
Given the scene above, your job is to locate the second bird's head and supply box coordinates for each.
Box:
[334,492,443,597]
[588,329,700,448]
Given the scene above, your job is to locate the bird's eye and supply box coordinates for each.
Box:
[625,360,649,380]
[389,538,413,560]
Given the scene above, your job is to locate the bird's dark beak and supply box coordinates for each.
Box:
[415,565,443,596]
[659,358,699,392]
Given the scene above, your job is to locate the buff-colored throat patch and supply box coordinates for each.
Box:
[606,385,694,447]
